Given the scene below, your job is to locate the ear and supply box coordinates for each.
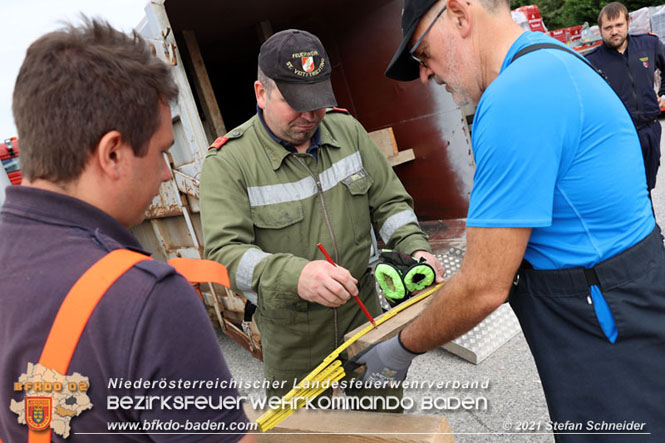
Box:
[255,80,267,110]
[93,130,131,180]
[448,0,472,38]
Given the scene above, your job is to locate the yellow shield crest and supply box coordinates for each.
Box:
[25,397,52,431]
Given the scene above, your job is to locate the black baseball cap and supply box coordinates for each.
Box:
[385,0,438,81]
[258,29,337,112]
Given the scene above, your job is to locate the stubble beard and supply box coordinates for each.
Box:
[604,33,627,50]
[285,119,321,146]
[440,36,478,107]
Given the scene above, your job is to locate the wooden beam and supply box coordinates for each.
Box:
[181,30,227,138]
[369,127,415,167]
[369,127,399,158]
[257,20,273,43]
[344,296,433,359]
[388,149,415,167]
[244,405,454,442]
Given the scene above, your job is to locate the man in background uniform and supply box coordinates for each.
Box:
[587,1,665,193]
[200,29,443,399]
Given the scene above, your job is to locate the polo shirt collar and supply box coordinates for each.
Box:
[2,186,147,254]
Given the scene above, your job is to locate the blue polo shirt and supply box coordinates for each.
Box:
[467,31,654,269]
[0,186,248,441]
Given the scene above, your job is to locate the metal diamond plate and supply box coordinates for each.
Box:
[374,245,521,364]
[436,245,521,364]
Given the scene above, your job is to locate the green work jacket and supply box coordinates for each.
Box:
[200,109,430,376]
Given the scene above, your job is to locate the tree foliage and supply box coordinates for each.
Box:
[510,0,659,30]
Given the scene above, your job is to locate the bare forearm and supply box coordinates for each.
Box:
[400,268,506,352]
[400,227,530,353]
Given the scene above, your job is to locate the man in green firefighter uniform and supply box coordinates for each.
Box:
[200,29,443,398]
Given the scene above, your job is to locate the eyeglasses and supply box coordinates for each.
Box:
[409,5,447,68]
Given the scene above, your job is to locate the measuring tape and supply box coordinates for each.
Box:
[256,282,444,432]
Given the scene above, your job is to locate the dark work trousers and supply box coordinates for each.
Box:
[509,226,665,442]
[637,120,662,191]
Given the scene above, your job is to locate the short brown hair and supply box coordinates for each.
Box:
[12,17,179,183]
[477,0,511,13]
[257,66,276,97]
[598,2,629,27]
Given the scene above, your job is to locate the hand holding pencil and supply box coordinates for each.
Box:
[316,243,377,327]
[296,254,359,308]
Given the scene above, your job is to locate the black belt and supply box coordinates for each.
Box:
[514,225,662,296]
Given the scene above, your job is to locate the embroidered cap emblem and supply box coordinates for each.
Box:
[302,56,315,72]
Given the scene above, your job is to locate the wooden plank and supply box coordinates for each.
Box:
[244,406,454,442]
[388,149,415,167]
[369,127,399,158]
[181,30,227,137]
[344,296,433,359]
[256,20,273,43]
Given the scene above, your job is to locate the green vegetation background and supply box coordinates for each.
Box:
[510,1,657,30]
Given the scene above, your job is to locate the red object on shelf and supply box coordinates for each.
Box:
[567,25,583,43]
[1,137,21,185]
[515,5,542,20]
[528,19,547,33]
[549,29,567,43]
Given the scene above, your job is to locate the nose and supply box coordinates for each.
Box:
[160,154,172,182]
[419,65,435,84]
[300,111,317,121]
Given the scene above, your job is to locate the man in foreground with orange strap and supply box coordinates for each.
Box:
[0,19,253,442]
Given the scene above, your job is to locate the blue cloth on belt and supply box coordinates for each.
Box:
[589,284,617,343]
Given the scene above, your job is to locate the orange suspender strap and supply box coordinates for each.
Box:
[29,249,151,443]
[167,257,230,288]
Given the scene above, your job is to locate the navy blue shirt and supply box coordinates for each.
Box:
[586,34,665,126]
[0,186,247,442]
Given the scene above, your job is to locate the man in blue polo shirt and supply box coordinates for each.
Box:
[586,2,665,193]
[351,0,665,441]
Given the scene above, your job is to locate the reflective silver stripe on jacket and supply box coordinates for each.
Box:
[247,176,316,207]
[236,248,271,304]
[319,151,362,192]
[379,210,419,243]
[247,152,364,207]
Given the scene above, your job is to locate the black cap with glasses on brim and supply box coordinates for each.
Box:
[385,0,438,81]
[258,29,337,112]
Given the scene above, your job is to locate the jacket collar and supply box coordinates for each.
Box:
[253,113,342,170]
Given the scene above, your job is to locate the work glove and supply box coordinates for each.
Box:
[349,333,422,385]
[375,250,435,306]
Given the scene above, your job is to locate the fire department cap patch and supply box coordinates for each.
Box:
[258,29,337,113]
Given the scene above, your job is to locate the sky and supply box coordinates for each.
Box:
[0,0,149,138]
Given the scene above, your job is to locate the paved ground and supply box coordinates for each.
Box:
[217,119,665,442]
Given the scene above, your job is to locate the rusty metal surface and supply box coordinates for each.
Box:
[173,170,200,200]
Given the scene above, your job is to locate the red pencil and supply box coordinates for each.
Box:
[317,243,377,328]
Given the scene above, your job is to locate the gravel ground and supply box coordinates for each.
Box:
[217,118,665,442]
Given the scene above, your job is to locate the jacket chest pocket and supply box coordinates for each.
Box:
[251,201,304,251]
[340,169,374,244]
